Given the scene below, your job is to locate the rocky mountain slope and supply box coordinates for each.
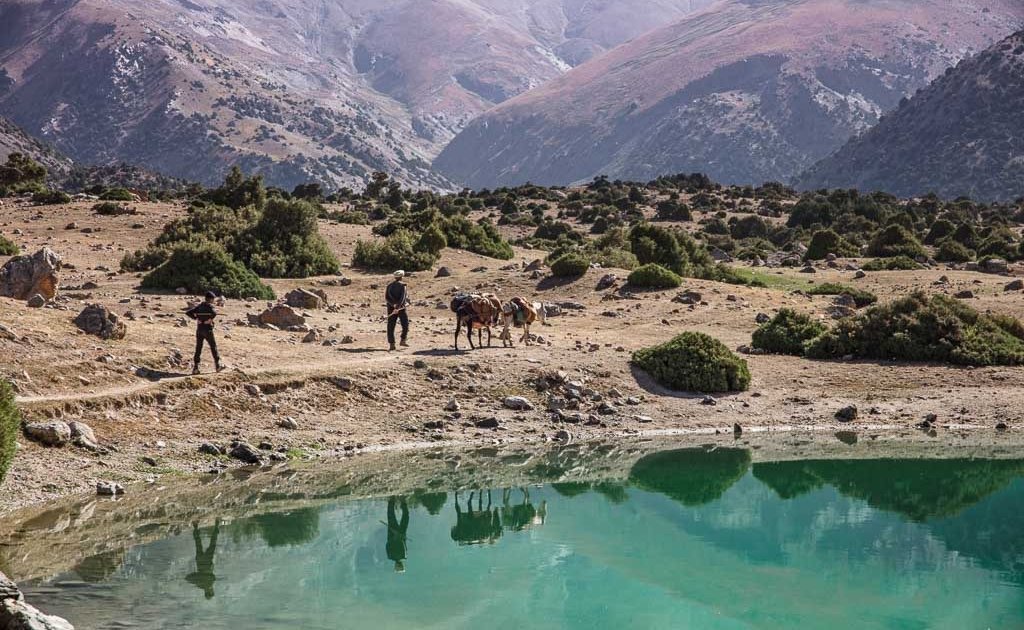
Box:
[796,30,1024,202]
[0,116,71,177]
[0,0,709,190]
[435,0,1024,189]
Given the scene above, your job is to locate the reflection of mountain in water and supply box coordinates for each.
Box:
[232,507,322,549]
[752,459,1024,521]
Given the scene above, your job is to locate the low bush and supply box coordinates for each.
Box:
[550,253,591,278]
[141,240,275,299]
[0,234,17,256]
[627,264,683,289]
[93,201,136,216]
[750,309,828,355]
[325,209,370,225]
[352,230,439,272]
[632,331,751,393]
[866,225,926,259]
[98,187,134,201]
[806,283,878,308]
[935,240,975,263]
[235,198,340,278]
[0,380,17,486]
[31,189,71,205]
[862,256,922,271]
[805,229,858,260]
[804,292,1024,366]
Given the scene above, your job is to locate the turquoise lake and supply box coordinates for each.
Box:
[12,448,1024,629]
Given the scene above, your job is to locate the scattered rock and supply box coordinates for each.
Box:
[244,384,262,397]
[26,294,45,308]
[854,270,867,279]
[1004,279,1024,291]
[96,481,124,496]
[23,422,71,447]
[502,396,534,411]
[0,247,61,301]
[673,290,703,305]
[69,421,100,451]
[755,312,771,324]
[73,304,127,340]
[444,398,461,412]
[983,258,1009,274]
[553,429,572,442]
[474,417,500,429]
[799,266,817,274]
[301,329,322,343]
[701,396,717,406]
[996,422,1009,431]
[249,305,305,328]
[733,423,742,435]
[228,441,263,464]
[954,290,975,299]
[596,273,618,290]
[524,259,544,272]
[278,417,299,430]
[435,267,452,278]
[198,442,224,456]
[835,405,858,422]
[284,288,327,310]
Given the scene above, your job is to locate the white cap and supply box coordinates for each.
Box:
[394,270,405,278]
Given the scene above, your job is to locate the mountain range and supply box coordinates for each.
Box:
[435,0,1024,190]
[0,0,710,189]
[796,29,1024,202]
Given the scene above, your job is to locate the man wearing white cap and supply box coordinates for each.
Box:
[385,270,411,351]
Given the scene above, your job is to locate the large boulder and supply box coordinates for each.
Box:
[0,571,75,630]
[73,304,127,340]
[249,305,306,328]
[23,421,71,447]
[0,248,61,301]
[284,288,327,310]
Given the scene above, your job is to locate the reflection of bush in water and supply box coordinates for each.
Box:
[412,491,448,515]
[593,482,629,504]
[73,548,125,583]
[235,507,321,548]
[629,448,752,507]
[753,459,1024,521]
[551,482,591,498]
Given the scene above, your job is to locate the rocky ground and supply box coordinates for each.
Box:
[2,198,1024,514]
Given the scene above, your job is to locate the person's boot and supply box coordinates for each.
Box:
[215,362,225,373]
[389,343,396,352]
[400,339,409,348]
[192,363,201,375]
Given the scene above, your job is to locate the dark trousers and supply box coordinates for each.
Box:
[387,309,409,345]
[194,326,221,366]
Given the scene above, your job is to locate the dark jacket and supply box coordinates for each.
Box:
[385,281,409,310]
[186,302,218,329]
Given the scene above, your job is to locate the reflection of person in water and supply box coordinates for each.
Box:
[451,491,503,546]
[501,488,547,532]
[186,519,220,599]
[386,497,410,573]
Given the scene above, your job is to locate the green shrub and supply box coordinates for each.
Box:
[440,216,514,260]
[866,225,926,259]
[806,283,878,308]
[0,380,17,486]
[629,223,715,278]
[627,264,683,289]
[935,240,975,263]
[924,219,956,245]
[98,187,134,201]
[804,292,1024,366]
[141,240,275,299]
[0,234,17,256]
[655,200,692,221]
[93,201,135,216]
[0,153,46,191]
[352,230,439,272]
[31,189,71,205]
[121,244,173,273]
[862,256,922,271]
[416,223,448,255]
[235,198,340,278]
[632,331,751,393]
[805,229,858,260]
[550,253,591,277]
[751,309,828,355]
[591,247,639,270]
[325,209,370,225]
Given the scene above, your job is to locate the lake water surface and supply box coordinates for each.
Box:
[10,447,1024,629]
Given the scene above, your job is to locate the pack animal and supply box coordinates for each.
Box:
[499,297,546,347]
[450,293,503,350]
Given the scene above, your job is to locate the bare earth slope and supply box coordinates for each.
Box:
[796,30,1024,202]
[435,0,1024,189]
[0,0,709,190]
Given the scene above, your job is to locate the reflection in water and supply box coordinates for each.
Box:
[385,497,410,573]
[752,458,1024,521]
[451,491,502,546]
[629,447,752,506]
[14,448,1024,629]
[185,519,220,599]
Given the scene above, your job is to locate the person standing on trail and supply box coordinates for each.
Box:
[186,291,223,374]
[386,270,410,351]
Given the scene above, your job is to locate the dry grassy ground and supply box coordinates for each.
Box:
[1,198,1023,513]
